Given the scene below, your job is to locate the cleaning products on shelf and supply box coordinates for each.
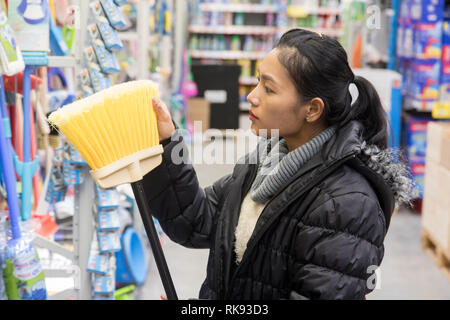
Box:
[95,185,120,211]
[90,1,124,52]
[15,66,41,221]
[89,183,121,299]
[87,241,109,275]
[0,212,7,300]
[49,11,69,56]
[16,0,49,25]
[98,0,127,31]
[96,19,123,52]
[45,151,67,205]
[440,19,450,103]
[92,39,121,74]
[0,0,25,76]
[0,75,47,300]
[8,0,49,52]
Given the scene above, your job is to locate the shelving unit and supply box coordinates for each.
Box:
[278,26,343,37]
[199,2,280,13]
[189,25,278,35]
[190,49,267,60]
[188,0,345,122]
[31,0,170,301]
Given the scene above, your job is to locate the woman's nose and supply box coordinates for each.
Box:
[247,89,260,106]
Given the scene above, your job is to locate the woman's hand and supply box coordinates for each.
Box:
[152,97,176,141]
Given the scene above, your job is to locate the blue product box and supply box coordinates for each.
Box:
[64,143,86,165]
[443,20,450,63]
[99,0,127,30]
[411,0,444,23]
[402,114,433,163]
[440,63,450,102]
[97,19,123,52]
[98,232,121,254]
[441,20,450,101]
[93,274,115,295]
[401,113,436,199]
[397,0,414,58]
[114,0,128,6]
[45,178,67,204]
[93,40,121,74]
[88,66,109,93]
[98,210,121,232]
[410,59,441,101]
[63,161,85,185]
[413,22,443,60]
[411,162,426,199]
[95,185,120,211]
[87,254,110,275]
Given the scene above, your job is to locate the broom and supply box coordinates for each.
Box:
[48,80,178,300]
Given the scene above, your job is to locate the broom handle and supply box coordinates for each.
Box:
[131,180,178,300]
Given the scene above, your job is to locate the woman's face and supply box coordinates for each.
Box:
[247,48,307,138]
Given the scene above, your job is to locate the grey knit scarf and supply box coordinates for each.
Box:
[251,126,337,204]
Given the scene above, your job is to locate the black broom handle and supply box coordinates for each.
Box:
[131,180,178,300]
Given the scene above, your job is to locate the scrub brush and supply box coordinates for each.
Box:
[48,80,178,300]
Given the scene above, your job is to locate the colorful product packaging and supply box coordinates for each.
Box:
[413,22,443,60]
[402,113,437,199]
[95,185,120,211]
[440,20,450,102]
[410,59,441,101]
[97,210,121,232]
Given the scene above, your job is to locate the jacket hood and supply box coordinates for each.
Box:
[322,120,414,208]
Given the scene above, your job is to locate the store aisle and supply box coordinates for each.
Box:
[368,208,450,300]
[137,139,450,300]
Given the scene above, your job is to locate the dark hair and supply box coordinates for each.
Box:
[275,29,388,149]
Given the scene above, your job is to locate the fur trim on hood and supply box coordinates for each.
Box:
[359,142,415,207]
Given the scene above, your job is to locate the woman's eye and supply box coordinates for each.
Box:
[265,86,274,94]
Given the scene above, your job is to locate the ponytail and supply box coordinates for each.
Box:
[350,76,388,149]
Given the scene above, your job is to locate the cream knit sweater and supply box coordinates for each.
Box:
[234,192,266,263]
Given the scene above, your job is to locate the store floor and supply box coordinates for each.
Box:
[136,137,450,300]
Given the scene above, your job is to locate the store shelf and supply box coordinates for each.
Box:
[240,101,251,111]
[189,25,278,35]
[287,5,341,18]
[190,50,267,60]
[48,56,77,68]
[118,31,139,41]
[279,26,343,37]
[199,3,280,13]
[432,102,450,119]
[404,97,435,112]
[239,76,258,86]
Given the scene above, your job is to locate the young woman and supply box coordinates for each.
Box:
[145,29,413,300]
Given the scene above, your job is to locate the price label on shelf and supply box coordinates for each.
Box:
[432,102,450,119]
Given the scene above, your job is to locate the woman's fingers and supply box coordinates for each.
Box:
[152,97,176,141]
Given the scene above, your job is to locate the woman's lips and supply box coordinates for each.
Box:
[249,110,259,120]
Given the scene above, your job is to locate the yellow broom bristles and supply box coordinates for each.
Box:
[48,80,160,171]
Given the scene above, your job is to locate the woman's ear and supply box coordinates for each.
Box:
[305,98,325,122]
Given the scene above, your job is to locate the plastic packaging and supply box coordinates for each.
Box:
[0,212,7,300]
[99,0,127,30]
[2,238,47,300]
[0,0,25,76]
